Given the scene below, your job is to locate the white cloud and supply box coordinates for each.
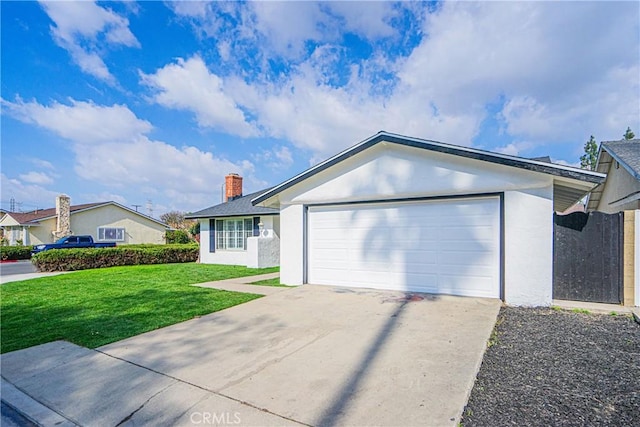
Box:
[2,96,255,213]
[159,1,638,161]
[248,1,329,58]
[494,141,537,157]
[39,0,140,83]
[252,145,294,170]
[78,191,128,206]
[30,158,55,170]
[325,2,398,40]
[1,173,61,211]
[165,0,211,18]
[140,56,258,138]
[2,97,153,144]
[19,171,54,185]
[399,1,640,145]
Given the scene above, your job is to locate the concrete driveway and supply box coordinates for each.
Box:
[0,260,69,284]
[1,285,500,426]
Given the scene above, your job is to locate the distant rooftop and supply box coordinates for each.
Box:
[2,203,104,225]
[186,189,279,219]
[601,139,640,180]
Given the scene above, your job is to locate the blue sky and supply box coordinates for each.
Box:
[2,1,639,216]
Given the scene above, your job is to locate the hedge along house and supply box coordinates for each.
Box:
[253,132,605,306]
[0,194,170,245]
[186,174,280,268]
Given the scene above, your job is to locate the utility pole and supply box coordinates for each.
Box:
[132,204,141,212]
[9,198,15,212]
[146,200,154,218]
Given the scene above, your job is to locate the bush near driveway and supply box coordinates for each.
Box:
[0,263,278,353]
[32,244,199,271]
[0,246,33,261]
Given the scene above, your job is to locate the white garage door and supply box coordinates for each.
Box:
[307,197,500,298]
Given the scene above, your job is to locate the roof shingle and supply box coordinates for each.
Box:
[186,189,279,219]
[3,203,105,225]
[601,139,640,180]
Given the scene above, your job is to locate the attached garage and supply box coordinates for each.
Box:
[307,197,501,298]
[253,132,605,306]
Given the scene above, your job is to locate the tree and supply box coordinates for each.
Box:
[624,127,635,140]
[580,135,598,170]
[160,211,186,229]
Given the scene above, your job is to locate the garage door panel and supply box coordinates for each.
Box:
[308,197,500,298]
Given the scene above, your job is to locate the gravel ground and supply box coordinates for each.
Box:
[461,307,640,426]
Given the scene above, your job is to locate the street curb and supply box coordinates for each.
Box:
[1,378,78,427]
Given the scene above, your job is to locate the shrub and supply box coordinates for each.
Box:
[1,246,33,261]
[32,244,199,272]
[189,221,200,236]
[165,230,193,244]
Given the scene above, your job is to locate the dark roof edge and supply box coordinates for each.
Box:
[252,131,606,205]
[186,212,279,219]
[602,141,640,180]
[32,201,170,227]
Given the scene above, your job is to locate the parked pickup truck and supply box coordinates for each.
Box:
[31,235,116,254]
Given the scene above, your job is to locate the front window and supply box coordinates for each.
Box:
[216,218,253,250]
[98,227,125,242]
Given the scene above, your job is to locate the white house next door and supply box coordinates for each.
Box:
[307,196,501,299]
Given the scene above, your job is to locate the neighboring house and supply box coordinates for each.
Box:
[0,209,6,243]
[585,139,640,308]
[186,174,280,268]
[586,139,640,213]
[0,195,169,245]
[252,131,604,306]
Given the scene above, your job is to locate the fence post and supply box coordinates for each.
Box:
[623,210,636,306]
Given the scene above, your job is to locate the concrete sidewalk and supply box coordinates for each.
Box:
[1,341,299,426]
[193,272,288,295]
[0,272,70,284]
[1,284,500,426]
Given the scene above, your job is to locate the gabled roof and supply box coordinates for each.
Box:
[0,201,169,228]
[599,139,640,180]
[2,202,104,226]
[586,139,640,211]
[186,189,279,219]
[252,131,606,210]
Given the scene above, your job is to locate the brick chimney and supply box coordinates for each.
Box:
[53,194,72,239]
[225,173,243,202]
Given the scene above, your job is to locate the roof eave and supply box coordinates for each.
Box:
[252,132,606,206]
[186,211,279,219]
[602,144,640,181]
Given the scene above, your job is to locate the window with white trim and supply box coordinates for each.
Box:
[216,218,253,250]
[98,227,125,242]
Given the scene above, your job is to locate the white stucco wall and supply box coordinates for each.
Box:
[246,234,280,268]
[199,215,279,266]
[280,205,305,285]
[260,216,280,237]
[279,143,552,205]
[503,187,554,306]
[597,163,640,213]
[199,219,249,265]
[275,143,560,305]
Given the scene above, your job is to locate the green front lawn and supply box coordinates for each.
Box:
[249,276,288,287]
[0,263,278,354]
